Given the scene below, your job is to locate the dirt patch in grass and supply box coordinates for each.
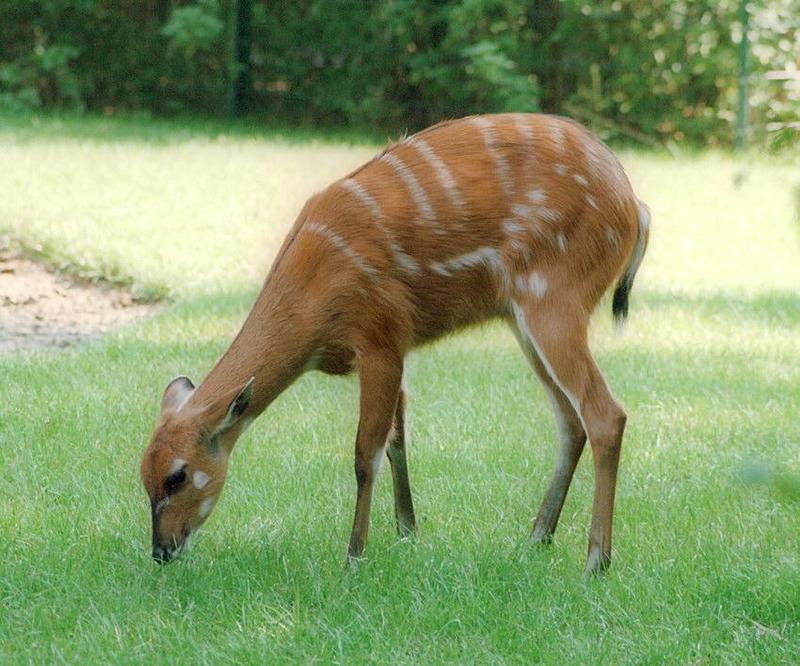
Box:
[0,238,160,353]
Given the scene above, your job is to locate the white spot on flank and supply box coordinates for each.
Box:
[514,275,528,293]
[585,194,599,210]
[554,163,568,176]
[306,221,379,281]
[509,238,530,256]
[381,152,436,223]
[538,207,561,223]
[527,189,547,203]
[528,272,548,299]
[502,218,525,235]
[471,117,514,196]
[341,178,382,219]
[573,174,589,187]
[199,496,216,519]
[193,470,210,490]
[555,233,567,253]
[606,227,620,247]
[170,458,186,474]
[406,137,466,211]
[511,203,531,219]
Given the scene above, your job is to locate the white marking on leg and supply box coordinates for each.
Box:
[372,425,396,476]
[192,471,210,490]
[170,458,186,474]
[406,137,466,211]
[199,496,216,519]
[306,221,379,281]
[471,117,514,197]
[510,300,584,428]
[381,153,436,224]
[528,272,548,299]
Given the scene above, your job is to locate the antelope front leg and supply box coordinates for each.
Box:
[387,389,416,537]
[347,349,403,562]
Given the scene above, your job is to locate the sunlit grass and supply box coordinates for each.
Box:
[1,115,798,663]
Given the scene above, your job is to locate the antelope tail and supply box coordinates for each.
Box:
[612,200,651,324]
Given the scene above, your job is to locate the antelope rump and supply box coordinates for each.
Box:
[139,113,650,575]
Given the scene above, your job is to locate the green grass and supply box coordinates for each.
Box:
[1,115,799,664]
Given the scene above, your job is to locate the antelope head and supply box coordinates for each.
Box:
[140,375,254,563]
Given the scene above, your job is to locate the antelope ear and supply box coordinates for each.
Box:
[161,376,195,412]
[211,377,254,437]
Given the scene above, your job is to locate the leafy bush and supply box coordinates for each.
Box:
[0,0,797,147]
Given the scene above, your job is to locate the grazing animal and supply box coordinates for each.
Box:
[140,113,650,575]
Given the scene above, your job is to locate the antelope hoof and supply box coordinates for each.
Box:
[582,549,611,579]
[397,519,416,539]
[530,527,554,546]
[345,553,367,569]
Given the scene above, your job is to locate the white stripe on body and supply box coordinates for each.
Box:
[306,221,379,280]
[550,122,566,151]
[471,117,514,197]
[430,246,511,295]
[339,178,420,274]
[405,137,466,212]
[341,178,382,219]
[513,114,534,143]
[380,152,437,226]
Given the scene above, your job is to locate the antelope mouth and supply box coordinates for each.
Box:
[152,528,193,564]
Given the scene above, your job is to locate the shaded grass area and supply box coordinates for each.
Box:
[1,117,799,662]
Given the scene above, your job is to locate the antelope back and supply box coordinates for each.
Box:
[275,113,640,348]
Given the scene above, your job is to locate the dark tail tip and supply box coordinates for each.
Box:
[612,278,631,324]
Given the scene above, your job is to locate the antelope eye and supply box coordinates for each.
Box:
[164,466,187,495]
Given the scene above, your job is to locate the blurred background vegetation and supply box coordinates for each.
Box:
[1,1,798,148]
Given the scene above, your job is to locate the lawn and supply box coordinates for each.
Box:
[1,115,798,664]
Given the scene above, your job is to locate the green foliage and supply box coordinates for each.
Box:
[0,0,797,145]
[162,0,225,56]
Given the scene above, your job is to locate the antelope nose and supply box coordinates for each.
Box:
[152,545,174,564]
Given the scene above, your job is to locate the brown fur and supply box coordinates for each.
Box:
[140,113,649,574]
